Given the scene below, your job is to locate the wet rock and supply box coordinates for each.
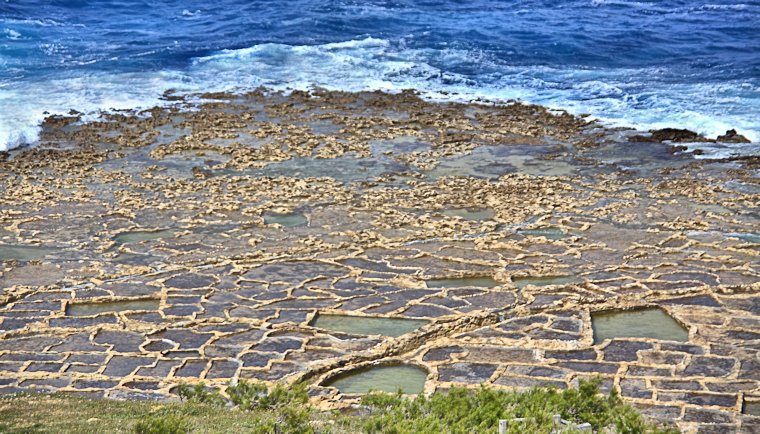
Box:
[93,330,146,353]
[544,349,598,361]
[633,403,683,421]
[164,274,217,289]
[174,359,208,378]
[555,361,619,375]
[72,379,120,389]
[638,350,687,366]
[463,346,537,363]
[240,352,278,368]
[0,353,62,363]
[494,375,565,389]
[684,407,734,424]
[659,391,737,408]
[136,360,181,378]
[504,365,567,379]
[103,356,154,377]
[626,365,673,377]
[660,342,704,355]
[206,359,241,379]
[602,340,653,362]
[24,362,63,373]
[19,378,70,389]
[437,363,497,384]
[683,356,737,378]
[629,128,707,143]
[716,129,751,143]
[620,378,652,399]
[653,379,703,391]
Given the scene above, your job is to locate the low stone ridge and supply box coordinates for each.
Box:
[628,127,751,144]
[0,89,758,432]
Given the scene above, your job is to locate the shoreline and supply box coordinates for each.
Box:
[0,89,759,432]
[2,86,758,155]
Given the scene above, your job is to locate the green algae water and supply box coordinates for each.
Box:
[114,229,175,244]
[426,276,500,289]
[325,364,427,394]
[263,212,308,228]
[310,314,427,337]
[512,275,577,289]
[67,299,160,316]
[0,244,58,261]
[592,308,688,344]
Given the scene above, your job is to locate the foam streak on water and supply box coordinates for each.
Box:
[1,1,759,151]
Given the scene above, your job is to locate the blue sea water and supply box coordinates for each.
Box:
[1,0,759,150]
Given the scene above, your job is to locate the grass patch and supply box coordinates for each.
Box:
[0,379,677,433]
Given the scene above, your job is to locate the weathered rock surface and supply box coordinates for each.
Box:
[0,89,758,433]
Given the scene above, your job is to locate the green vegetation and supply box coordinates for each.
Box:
[175,383,226,407]
[358,379,674,433]
[0,379,677,434]
[133,414,189,434]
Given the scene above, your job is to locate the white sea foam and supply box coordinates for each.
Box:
[1,37,757,152]
[3,28,21,40]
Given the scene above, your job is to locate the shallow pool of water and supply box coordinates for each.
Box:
[518,227,566,240]
[743,400,760,416]
[325,364,427,394]
[114,229,175,244]
[66,299,160,316]
[592,308,689,344]
[512,275,577,289]
[263,212,308,228]
[310,314,427,337]
[0,244,58,261]
[729,233,760,244]
[441,207,495,221]
[426,276,500,288]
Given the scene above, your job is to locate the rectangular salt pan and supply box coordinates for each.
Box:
[325,364,427,394]
[426,277,500,289]
[66,299,160,316]
[592,308,688,344]
[310,314,426,337]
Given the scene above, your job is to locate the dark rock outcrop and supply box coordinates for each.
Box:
[630,128,752,144]
[629,128,707,143]
[716,129,751,143]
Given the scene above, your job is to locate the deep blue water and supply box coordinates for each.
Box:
[1,0,759,150]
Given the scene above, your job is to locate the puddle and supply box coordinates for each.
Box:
[692,203,731,215]
[324,364,427,394]
[441,207,494,221]
[370,136,431,156]
[681,141,760,160]
[426,276,500,288]
[592,308,689,344]
[310,314,427,337]
[512,275,577,289]
[583,140,691,176]
[518,227,566,240]
[243,154,408,185]
[113,253,159,266]
[728,233,760,244]
[426,144,576,179]
[114,229,175,244]
[743,400,760,416]
[66,299,160,317]
[263,212,308,228]
[0,244,58,261]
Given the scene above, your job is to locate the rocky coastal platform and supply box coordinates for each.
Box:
[0,90,758,433]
